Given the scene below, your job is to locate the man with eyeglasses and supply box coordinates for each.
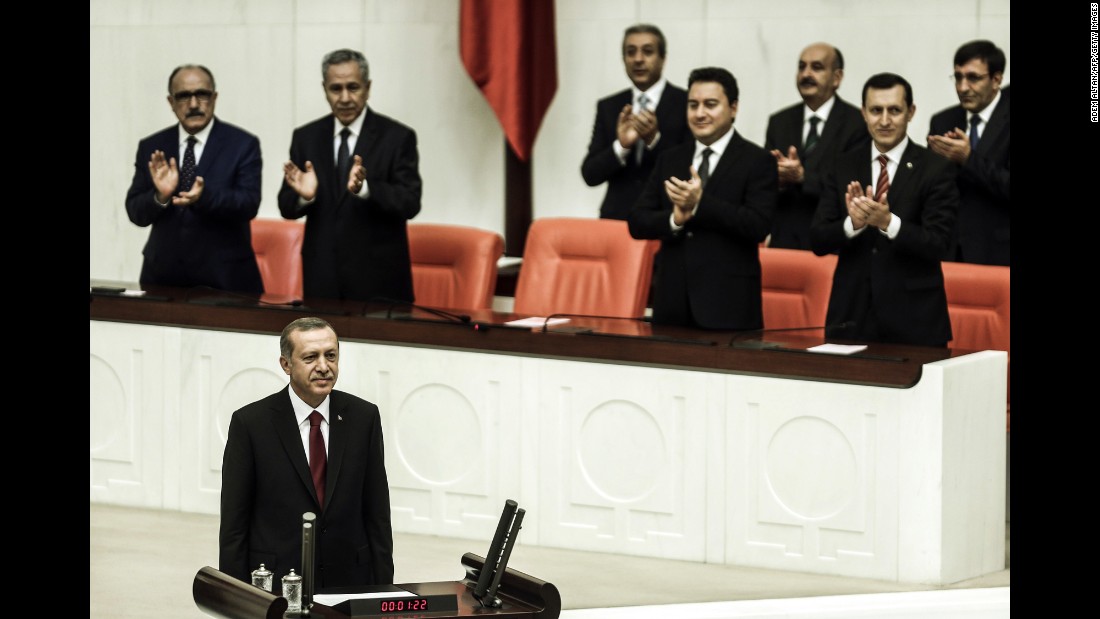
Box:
[927,40,1010,266]
[124,64,265,294]
[278,48,422,303]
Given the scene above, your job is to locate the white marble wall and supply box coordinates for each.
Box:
[90,320,1006,584]
[90,0,1011,282]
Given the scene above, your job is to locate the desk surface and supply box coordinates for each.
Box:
[89,281,966,389]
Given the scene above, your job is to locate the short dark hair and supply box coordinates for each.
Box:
[281,317,338,359]
[623,23,667,58]
[862,72,913,108]
[168,64,216,93]
[323,48,370,83]
[953,39,1006,75]
[688,67,739,104]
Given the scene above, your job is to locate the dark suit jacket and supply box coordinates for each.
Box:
[628,131,777,329]
[810,141,959,347]
[928,85,1010,266]
[764,96,869,250]
[582,84,691,220]
[124,118,264,294]
[219,387,394,588]
[278,109,422,302]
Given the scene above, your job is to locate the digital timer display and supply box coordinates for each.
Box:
[379,597,428,613]
[331,591,458,617]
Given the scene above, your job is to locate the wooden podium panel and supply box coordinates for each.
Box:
[95,283,1005,585]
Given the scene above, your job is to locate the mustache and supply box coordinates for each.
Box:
[186,110,205,118]
[799,79,818,87]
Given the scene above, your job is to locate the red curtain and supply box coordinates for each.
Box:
[460,0,558,162]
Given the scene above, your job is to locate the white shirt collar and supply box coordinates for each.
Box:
[694,125,736,161]
[334,105,369,139]
[178,117,215,148]
[633,77,668,112]
[804,95,836,123]
[872,136,910,166]
[288,387,331,426]
[972,89,1002,125]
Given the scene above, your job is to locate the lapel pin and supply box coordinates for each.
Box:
[906,162,913,169]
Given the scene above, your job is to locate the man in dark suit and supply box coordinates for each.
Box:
[125,64,264,294]
[811,73,959,348]
[220,316,394,588]
[927,40,1009,266]
[279,48,422,302]
[582,24,691,221]
[764,43,869,250]
[628,67,777,330]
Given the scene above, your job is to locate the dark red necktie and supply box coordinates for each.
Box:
[874,154,890,203]
[308,411,327,508]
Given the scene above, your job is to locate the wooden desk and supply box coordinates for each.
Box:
[193,554,560,619]
[91,284,1006,585]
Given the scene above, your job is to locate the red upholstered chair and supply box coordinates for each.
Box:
[250,218,305,299]
[408,223,505,311]
[942,261,1011,431]
[513,217,660,319]
[759,247,837,330]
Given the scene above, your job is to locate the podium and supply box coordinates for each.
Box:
[193,553,561,619]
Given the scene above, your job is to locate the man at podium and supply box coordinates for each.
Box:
[218,317,394,587]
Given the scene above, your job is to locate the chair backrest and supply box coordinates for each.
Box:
[759,247,837,330]
[250,218,305,299]
[513,217,660,318]
[942,260,1010,431]
[942,261,1010,355]
[408,223,505,310]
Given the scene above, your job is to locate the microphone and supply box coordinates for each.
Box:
[537,313,718,346]
[183,285,305,308]
[538,312,648,333]
[728,321,856,348]
[369,297,488,330]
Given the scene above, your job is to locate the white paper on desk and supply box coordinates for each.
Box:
[806,343,868,355]
[313,590,415,606]
[121,289,147,297]
[504,317,570,328]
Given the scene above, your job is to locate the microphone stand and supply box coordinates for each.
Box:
[299,512,317,617]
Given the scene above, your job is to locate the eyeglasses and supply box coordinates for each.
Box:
[172,89,214,103]
[951,73,988,85]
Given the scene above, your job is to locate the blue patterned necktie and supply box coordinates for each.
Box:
[634,93,650,165]
[180,136,197,192]
[969,115,981,151]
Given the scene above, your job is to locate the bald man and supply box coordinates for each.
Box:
[764,43,869,250]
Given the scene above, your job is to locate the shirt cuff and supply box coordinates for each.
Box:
[153,192,169,208]
[613,140,630,165]
[879,213,900,239]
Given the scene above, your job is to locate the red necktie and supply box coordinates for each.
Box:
[308,411,327,508]
[874,154,890,203]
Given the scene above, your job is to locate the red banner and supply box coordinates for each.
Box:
[460,0,558,162]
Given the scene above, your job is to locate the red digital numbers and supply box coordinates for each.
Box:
[381,598,427,613]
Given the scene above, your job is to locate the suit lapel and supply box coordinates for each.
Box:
[196,118,224,176]
[325,394,349,508]
[977,94,1008,152]
[708,131,744,184]
[887,142,922,218]
[271,388,320,505]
